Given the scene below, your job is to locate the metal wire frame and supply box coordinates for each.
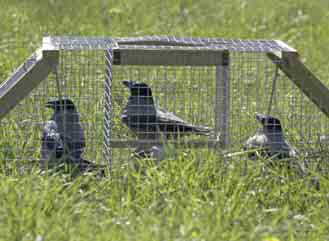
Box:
[0,36,329,169]
[44,35,292,52]
[104,49,113,170]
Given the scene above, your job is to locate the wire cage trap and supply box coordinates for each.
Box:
[1,36,329,170]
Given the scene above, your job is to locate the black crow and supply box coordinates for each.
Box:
[40,97,105,175]
[244,113,307,174]
[121,80,212,139]
[244,113,296,159]
[45,98,85,161]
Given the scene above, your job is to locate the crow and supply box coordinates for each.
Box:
[244,113,308,174]
[40,97,105,175]
[244,113,296,158]
[121,80,212,139]
[45,98,86,161]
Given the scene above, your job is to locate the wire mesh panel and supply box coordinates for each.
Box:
[229,52,329,153]
[0,49,110,167]
[109,47,227,167]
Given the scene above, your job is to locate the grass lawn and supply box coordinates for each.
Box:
[1,0,329,240]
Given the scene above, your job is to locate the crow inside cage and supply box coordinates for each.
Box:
[121,80,212,139]
[40,98,104,174]
[244,113,308,174]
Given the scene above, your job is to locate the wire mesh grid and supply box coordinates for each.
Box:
[0,36,329,170]
[46,36,292,52]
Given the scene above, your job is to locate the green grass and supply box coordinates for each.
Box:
[1,154,329,241]
[1,0,329,240]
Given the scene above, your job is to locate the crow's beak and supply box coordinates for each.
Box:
[45,100,56,109]
[122,80,133,88]
[255,113,266,123]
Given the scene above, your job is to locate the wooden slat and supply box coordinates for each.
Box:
[0,50,59,119]
[110,139,219,148]
[275,40,297,52]
[216,53,230,148]
[267,51,329,117]
[116,40,202,47]
[114,48,225,66]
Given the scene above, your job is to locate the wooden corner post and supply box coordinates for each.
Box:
[215,50,230,149]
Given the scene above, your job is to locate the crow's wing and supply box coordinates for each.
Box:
[156,108,188,124]
[52,111,86,159]
[271,140,296,158]
[62,116,86,151]
[266,133,297,158]
[156,108,211,134]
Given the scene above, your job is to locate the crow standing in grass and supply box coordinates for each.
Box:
[121,80,212,139]
[244,113,308,174]
[40,98,104,174]
[121,80,212,163]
